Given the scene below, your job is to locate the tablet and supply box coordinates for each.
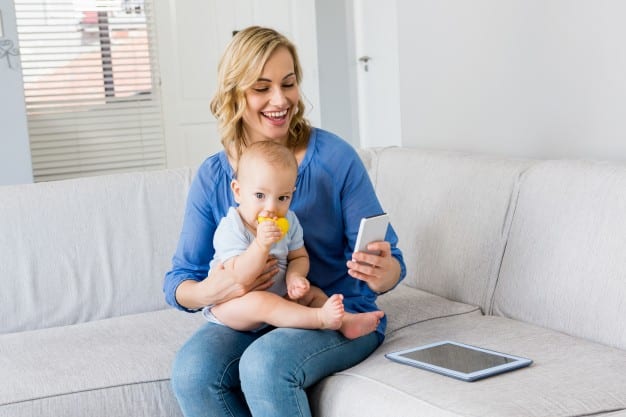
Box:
[354,213,389,255]
[385,341,532,382]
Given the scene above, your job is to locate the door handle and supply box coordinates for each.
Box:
[358,55,371,72]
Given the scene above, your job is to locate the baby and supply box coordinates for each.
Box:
[203,141,384,338]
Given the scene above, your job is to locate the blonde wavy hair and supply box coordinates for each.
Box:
[210,26,311,160]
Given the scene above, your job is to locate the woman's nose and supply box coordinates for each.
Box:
[270,87,287,106]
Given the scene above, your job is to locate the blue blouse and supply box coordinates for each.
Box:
[163,128,406,340]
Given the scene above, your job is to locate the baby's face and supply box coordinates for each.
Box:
[232,158,296,230]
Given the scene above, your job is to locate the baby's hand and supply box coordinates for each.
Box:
[255,219,282,250]
[287,275,310,300]
[258,213,289,239]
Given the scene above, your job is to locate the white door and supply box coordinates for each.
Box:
[352,0,402,147]
[154,0,320,169]
[0,0,33,185]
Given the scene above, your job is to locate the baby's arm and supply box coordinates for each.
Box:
[286,246,310,300]
[225,220,282,285]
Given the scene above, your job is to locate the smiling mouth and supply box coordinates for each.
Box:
[261,109,288,121]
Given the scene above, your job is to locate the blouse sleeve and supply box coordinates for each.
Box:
[163,169,219,312]
[340,147,407,289]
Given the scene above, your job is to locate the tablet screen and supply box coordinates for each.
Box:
[385,341,532,381]
[399,342,514,373]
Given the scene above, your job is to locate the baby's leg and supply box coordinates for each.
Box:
[211,291,345,332]
[300,286,386,340]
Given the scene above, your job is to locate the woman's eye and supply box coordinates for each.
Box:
[253,87,268,92]
[282,83,295,89]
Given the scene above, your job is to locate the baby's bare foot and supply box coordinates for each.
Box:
[318,294,345,330]
[340,310,385,339]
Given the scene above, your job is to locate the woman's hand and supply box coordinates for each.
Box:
[175,257,278,310]
[346,241,401,294]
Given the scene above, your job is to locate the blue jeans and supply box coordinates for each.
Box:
[171,322,381,417]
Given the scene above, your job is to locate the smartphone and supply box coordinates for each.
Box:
[354,213,390,255]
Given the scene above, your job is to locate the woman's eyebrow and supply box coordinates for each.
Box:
[256,73,296,82]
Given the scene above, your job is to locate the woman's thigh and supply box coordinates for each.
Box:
[239,328,381,417]
[171,322,269,417]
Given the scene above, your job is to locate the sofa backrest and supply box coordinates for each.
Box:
[0,168,193,334]
[492,160,626,350]
[369,147,533,312]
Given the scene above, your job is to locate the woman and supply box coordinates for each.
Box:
[165,26,406,417]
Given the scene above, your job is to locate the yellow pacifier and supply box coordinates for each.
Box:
[257,215,290,238]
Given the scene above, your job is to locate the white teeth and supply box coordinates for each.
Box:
[263,110,288,118]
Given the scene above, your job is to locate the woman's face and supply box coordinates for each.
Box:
[242,46,299,145]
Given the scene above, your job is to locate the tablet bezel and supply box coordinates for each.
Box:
[385,340,533,382]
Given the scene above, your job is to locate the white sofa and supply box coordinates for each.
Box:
[2,147,626,417]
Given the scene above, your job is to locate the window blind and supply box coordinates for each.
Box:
[14,0,166,182]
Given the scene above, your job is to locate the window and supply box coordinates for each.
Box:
[15,0,166,182]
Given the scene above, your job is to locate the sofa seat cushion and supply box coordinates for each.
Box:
[376,283,482,334]
[311,314,626,417]
[0,309,205,417]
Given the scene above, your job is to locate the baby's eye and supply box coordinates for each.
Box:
[278,195,290,202]
[255,192,265,199]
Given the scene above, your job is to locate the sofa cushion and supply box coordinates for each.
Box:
[376,283,481,334]
[0,308,205,417]
[493,160,626,350]
[311,314,626,417]
[0,168,193,334]
[372,147,533,311]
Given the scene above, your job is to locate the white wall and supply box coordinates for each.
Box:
[396,0,626,162]
[0,0,33,185]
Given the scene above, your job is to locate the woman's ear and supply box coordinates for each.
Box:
[231,179,241,204]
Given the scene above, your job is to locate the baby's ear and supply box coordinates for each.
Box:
[231,179,241,203]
